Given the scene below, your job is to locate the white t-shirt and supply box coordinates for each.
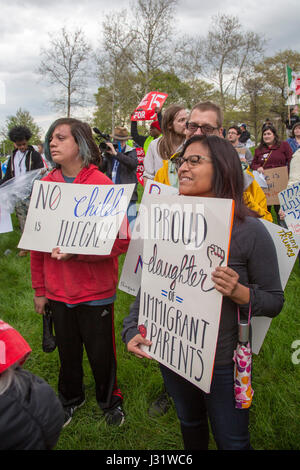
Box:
[14,150,27,178]
[143,138,164,179]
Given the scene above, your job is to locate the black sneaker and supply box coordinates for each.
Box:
[148,392,171,417]
[63,399,85,427]
[104,405,125,426]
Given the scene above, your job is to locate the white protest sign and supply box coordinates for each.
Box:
[278,182,300,235]
[138,194,234,393]
[118,180,178,296]
[0,206,13,233]
[251,219,300,354]
[18,180,134,255]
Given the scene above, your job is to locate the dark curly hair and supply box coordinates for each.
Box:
[8,126,32,143]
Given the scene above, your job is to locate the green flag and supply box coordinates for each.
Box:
[287,65,293,88]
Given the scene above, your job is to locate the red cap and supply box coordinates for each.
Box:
[150,120,161,132]
[0,320,31,374]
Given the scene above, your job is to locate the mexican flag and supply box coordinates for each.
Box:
[286,65,300,105]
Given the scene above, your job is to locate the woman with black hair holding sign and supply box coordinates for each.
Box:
[251,124,292,224]
[31,118,130,428]
[122,135,284,450]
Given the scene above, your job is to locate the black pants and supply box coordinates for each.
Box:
[49,300,122,411]
[267,204,287,228]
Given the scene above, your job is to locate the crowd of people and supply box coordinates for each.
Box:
[0,98,299,450]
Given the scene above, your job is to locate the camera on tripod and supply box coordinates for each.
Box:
[93,127,118,152]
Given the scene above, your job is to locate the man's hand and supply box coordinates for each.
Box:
[127,334,153,359]
[34,295,48,315]
[105,142,117,156]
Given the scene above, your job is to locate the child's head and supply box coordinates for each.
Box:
[8,126,32,153]
[0,320,31,375]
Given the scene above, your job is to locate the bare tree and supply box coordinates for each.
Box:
[99,0,177,96]
[130,0,178,93]
[38,27,91,117]
[97,11,139,130]
[203,14,265,111]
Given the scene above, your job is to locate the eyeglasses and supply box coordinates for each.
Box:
[186,121,219,135]
[175,154,212,170]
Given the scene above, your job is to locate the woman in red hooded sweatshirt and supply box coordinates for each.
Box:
[31,118,130,427]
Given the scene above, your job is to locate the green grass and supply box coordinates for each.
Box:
[0,208,300,450]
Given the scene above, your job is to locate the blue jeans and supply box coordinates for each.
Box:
[160,363,251,450]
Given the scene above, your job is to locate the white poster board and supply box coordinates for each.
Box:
[278,182,300,235]
[138,195,234,393]
[251,219,300,354]
[118,180,178,296]
[18,180,134,255]
[0,206,13,234]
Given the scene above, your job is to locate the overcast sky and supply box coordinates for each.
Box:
[0,0,299,138]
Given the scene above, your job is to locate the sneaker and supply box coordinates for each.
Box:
[104,405,125,426]
[63,399,85,427]
[148,391,171,417]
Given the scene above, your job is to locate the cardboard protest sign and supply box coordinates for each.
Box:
[138,194,235,393]
[0,206,13,234]
[118,180,178,296]
[263,166,288,205]
[251,219,300,354]
[18,180,134,255]
[278,182,300,235]
[131,91,168,121]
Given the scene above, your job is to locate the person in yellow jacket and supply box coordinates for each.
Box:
[154,154,273,222]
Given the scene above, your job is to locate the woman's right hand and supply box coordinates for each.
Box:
[127,334,153,359]
[34,295,48,315]
[257,166,264,174]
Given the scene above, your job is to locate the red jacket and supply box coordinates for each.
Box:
[31,165,130,304]
[251,141,292,172]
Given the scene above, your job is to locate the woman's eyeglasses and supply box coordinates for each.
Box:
[175,154,212,170]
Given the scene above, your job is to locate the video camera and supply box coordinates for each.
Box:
[93,127,118,152]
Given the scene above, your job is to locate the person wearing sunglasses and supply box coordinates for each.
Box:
[154,101,223,188]
[154,101,272,222]
[122,135,284,450]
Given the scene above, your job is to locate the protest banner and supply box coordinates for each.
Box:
[18,180,134,255]
[0,206,13,234]
[131,91,168,121]
[263,166,288,205]
[118,181,178,296]
[138,194,235,393]
[251,219,300,354]
[136,147,145,186]
[278,182,300,235]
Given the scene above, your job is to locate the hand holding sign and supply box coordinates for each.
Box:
[131,91,168,121]
[51,247,75,261]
